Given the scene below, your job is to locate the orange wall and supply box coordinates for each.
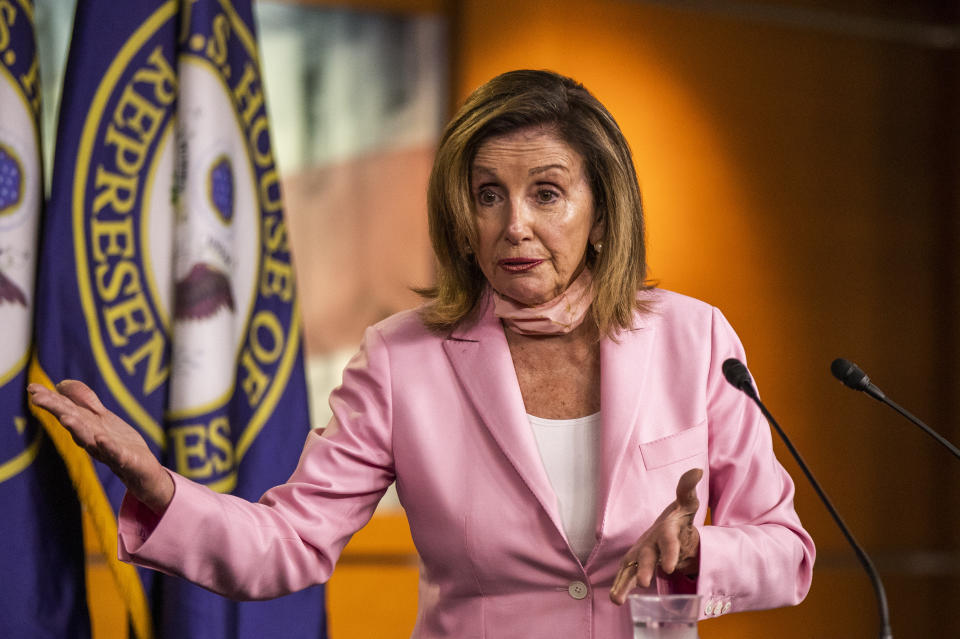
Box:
[326,513,419,638]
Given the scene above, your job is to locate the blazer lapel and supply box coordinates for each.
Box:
[442,296,565,536]
[595,311,659,541]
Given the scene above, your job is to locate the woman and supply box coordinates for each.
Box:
[29,70,814,637]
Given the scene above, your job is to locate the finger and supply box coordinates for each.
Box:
[675,467,703,515]
[26,383,48,397]
[28,383,79,418]
[610,555,637,601]
[634,544,659,589]
[28,384,101,447]
[57,380,107,414]
[60,413,101,451]
[657,530,682,575]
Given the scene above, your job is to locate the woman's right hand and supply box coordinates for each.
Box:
[28,380,174,514]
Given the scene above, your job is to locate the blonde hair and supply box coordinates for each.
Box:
[418,70,652,336]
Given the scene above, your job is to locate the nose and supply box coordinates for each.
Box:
[503,198,533,244]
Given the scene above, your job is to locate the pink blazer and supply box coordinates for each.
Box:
[119,289,814,638]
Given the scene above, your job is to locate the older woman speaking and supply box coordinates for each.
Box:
[29,70,814,638]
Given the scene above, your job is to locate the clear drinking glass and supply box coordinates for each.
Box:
[628,594,701,639]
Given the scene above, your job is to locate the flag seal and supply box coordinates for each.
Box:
[72,1,301,490]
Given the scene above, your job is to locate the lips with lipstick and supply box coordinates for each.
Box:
[498,258,544,273]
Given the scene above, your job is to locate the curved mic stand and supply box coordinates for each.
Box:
[880,396,960,460]
[723,358,893,639]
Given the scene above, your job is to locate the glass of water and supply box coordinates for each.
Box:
[628,594,701,639]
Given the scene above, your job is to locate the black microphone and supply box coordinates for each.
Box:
[721,358,755,396]
[831,358,960,461]
[830,358,885,401]
[722,358,893,639]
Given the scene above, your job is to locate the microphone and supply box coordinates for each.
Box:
[831,358,960,461]
[722,358,893,639]
[830,358,885,401]
[721,358,756,397]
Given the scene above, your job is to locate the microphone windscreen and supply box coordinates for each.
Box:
[831,358,867,391]
[722,358,751,391]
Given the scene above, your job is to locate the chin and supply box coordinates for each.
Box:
[499,288,554,307]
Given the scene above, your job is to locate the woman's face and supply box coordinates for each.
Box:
[470,126,603,307]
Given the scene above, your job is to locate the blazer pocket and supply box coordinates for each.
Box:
[639,421,708,470]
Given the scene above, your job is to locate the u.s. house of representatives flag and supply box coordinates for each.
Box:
[30,1,327,637]
[1,1,91,637]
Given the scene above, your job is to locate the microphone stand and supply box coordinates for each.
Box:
[724,359,893,639]
[877,396,960,461]
[831,358,960,461]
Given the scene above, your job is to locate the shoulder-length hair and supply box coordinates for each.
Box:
[418,69,653,336]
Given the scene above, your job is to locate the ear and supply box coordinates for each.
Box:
[589,209,605,245]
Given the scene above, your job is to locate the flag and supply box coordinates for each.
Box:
[0,0,91,636]
[30,1,327,637]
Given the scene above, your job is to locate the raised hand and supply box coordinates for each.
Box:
[609,467,703,605]
[28,380,174,514]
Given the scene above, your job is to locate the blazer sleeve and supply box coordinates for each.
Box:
[117,325,397,600]
[693,307,815,616]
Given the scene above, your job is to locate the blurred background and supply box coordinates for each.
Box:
[33,0,959,637]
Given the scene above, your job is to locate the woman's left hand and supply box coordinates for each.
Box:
[609,467,703,605]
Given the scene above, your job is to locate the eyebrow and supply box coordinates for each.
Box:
[528,163,570,176]
[470,163,571,177]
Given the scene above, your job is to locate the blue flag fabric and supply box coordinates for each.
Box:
[0,0,90,636]
[31,1,327,637]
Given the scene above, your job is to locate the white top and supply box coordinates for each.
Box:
[527,412,601,564]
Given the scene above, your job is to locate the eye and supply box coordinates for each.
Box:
[536,188,560,204]
[476,188,499,206]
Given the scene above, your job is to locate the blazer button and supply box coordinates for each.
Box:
[567,581,588,600]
